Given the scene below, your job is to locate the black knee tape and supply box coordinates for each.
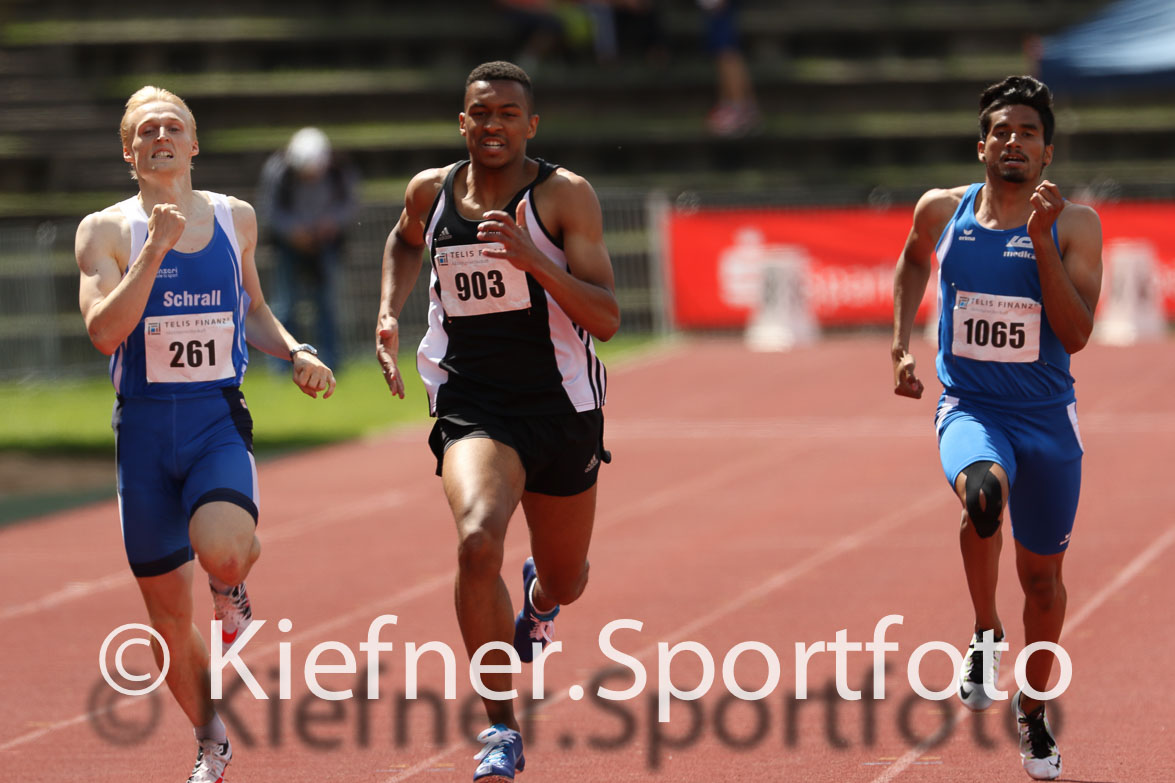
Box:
[964,461,1003,538]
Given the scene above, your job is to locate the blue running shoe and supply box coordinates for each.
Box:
[513,557,559,663]
[473,724,525,781]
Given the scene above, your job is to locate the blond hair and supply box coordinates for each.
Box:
[119,86,197,149]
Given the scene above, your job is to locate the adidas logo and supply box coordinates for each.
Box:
[435,226,452,241]
[583,454,599,473]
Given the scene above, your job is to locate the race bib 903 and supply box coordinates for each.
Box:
[144,311,236,383]
[435,242,531,317]
[951,289,1041,363]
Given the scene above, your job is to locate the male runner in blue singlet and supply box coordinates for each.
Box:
[375,62,618,781]
[891,76,1102,780]
[76,86,335,782]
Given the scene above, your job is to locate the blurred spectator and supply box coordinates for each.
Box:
[699,0,760,136]
[581,1,619,61]
[257,127,358,371]
[583,0,668,65]
[498,0,665,67]
[497,0,576,68]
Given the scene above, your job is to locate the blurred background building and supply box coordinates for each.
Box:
[1,0,1171,377]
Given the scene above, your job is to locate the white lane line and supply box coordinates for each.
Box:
[0,571,131,623]
[13,404,1160,620]
[378,489,949,782]
[0,440,787,751]
[605,411,1175,441]
[0,709,99,753]
[0,491,408,623]
[867,523,1175,783]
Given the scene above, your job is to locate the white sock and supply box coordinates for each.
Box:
[208,575,234,595]
[194,714,227,744]
[529,577,557,617]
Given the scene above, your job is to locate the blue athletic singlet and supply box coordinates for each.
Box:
[934,184,1073,405]
[105,192,259,578]
[932,184,1085,556]
[110,193,251,399]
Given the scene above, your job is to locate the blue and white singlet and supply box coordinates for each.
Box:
[109,193,251,398]
[934,183,1073,406]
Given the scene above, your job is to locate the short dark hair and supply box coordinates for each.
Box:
[465,61,534,112]
[978,75,1055,145]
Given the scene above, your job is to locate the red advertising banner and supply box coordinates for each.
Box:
[666,202,1175,329]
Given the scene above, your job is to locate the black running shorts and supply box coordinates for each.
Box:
[428,407,609,497]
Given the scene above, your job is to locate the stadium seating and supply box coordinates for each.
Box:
[1,0,1157,220]
[3,0,1169,375]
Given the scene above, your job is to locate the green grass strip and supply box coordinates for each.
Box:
[0,335,656,456]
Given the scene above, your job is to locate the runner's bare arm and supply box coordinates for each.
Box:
[232,196,334,398]
[479,170,619,341]
[76,205,183,355]
[376,168,444,397]
[1027,182,1102,353]
[891,188,961,398]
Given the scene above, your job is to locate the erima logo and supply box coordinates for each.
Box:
[162,290,222,307]
[957,228,976,242]
[584,454,599,473]
[435,226,452,241]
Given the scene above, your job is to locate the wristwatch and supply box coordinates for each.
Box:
[289,343,318,360]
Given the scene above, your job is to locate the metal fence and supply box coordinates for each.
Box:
[0,190,666,381]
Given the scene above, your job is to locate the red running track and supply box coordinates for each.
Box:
[2,335,1172,782]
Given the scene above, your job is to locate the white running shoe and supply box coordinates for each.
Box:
[958,629,1003,711]
[210,580,252,653]
[1013,690,1062,780]
[187,738,232,783]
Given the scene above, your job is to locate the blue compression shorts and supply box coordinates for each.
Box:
[935,393,1084,556]
[113,388,259,577]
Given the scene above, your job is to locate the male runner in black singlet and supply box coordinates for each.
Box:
[375,61,619,781]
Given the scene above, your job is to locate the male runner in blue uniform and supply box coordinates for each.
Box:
[76,86,335,782]
[891,76,1102,780]
[375,62,618,781]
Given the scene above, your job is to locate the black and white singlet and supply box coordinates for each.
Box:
[416,159,607,417]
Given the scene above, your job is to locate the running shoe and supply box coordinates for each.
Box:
[958,628,1003,711]
[210,580,252,653]
[473,724,525,781]
[512,557,558,663]
[1013,690,1062,780]
[186,738,232,783]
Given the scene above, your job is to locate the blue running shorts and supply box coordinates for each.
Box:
[935,393,1083,556]
[113,388,259,577]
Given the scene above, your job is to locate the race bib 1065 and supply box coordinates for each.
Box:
[144,311,235,383]
[951,289,1041,363]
